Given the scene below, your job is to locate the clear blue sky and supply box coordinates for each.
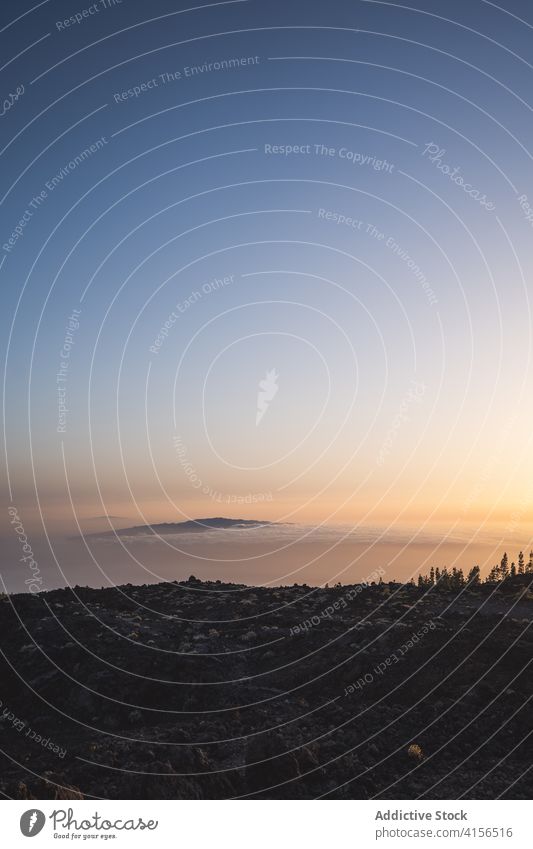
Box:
[2,0,533,541]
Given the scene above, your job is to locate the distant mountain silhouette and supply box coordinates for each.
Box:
[86,515,128,520]
[84,517,273,539]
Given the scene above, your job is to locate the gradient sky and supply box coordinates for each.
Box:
[2,0,533,545]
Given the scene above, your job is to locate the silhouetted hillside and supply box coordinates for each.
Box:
[0,574,531,799]
[83,517,274,539]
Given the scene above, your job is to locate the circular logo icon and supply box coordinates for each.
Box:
[20,809,46,837]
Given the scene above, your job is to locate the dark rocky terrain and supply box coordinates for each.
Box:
[0,577,531,799]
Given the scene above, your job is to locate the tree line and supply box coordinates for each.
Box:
[415,551,533,590]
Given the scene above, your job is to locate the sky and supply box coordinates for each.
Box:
[2,0,533,585]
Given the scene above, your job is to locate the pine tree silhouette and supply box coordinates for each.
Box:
[467,565,481,585]
[417,550,532,588]
[500,552,509,579]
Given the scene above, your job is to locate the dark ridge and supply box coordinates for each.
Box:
[79,517,275,539]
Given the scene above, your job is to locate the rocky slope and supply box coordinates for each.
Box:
[0,577,531,799]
